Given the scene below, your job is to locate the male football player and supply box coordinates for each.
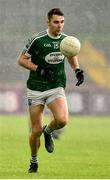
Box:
[17,8,84,173]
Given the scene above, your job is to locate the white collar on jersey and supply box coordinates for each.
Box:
[47,29,61,39]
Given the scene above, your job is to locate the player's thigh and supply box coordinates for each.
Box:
[29,105,44,130]
[47,97,68,123]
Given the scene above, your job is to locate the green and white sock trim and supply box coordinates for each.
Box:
[30,155,38,163]
[44,125,53,134]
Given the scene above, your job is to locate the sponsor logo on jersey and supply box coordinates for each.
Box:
[45,52,64,64]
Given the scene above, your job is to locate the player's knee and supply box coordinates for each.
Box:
[58,120,67,128]
[57,115,68,128]
[32,126,43,137]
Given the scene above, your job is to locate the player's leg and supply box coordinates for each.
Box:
[47,97,68,130]
[43,97,68,153]
[49,112,64,139]
[28,104,44,173]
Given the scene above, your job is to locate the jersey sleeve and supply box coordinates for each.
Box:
[22,36,36,57]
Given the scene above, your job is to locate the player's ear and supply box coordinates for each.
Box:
[47,20,49,25]
[47,19,51,27]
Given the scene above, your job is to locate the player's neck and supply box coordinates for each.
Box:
[47,29,61,39]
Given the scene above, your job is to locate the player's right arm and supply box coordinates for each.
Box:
[17,36,38,71]
[17,35,54,79]
[17,52,38,71]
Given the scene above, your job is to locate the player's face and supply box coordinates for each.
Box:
[47,15,64,36]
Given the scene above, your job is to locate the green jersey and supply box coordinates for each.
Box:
[23,29,67,91]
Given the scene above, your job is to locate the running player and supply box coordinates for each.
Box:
[17,8,84,173]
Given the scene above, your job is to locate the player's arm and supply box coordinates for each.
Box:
[17,52,53,80]
[17,52,54,81]
[67,56,79,70]
[67,56,84,86]
[17,36,38,71]
[17,52,37,71]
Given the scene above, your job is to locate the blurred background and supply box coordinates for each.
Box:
[0,0,110,115]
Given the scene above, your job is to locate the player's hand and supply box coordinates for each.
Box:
[36,66,54,80]
[75,68,84,86]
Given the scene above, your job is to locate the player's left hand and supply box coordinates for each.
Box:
[75,68,84,86]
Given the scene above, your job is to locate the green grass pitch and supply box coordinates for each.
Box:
[0,115,110,179]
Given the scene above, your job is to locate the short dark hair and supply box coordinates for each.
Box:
[47,8,64,20]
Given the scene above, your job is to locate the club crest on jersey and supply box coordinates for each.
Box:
[45,52,65,64]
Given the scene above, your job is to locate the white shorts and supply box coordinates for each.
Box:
[27,87,66,107]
